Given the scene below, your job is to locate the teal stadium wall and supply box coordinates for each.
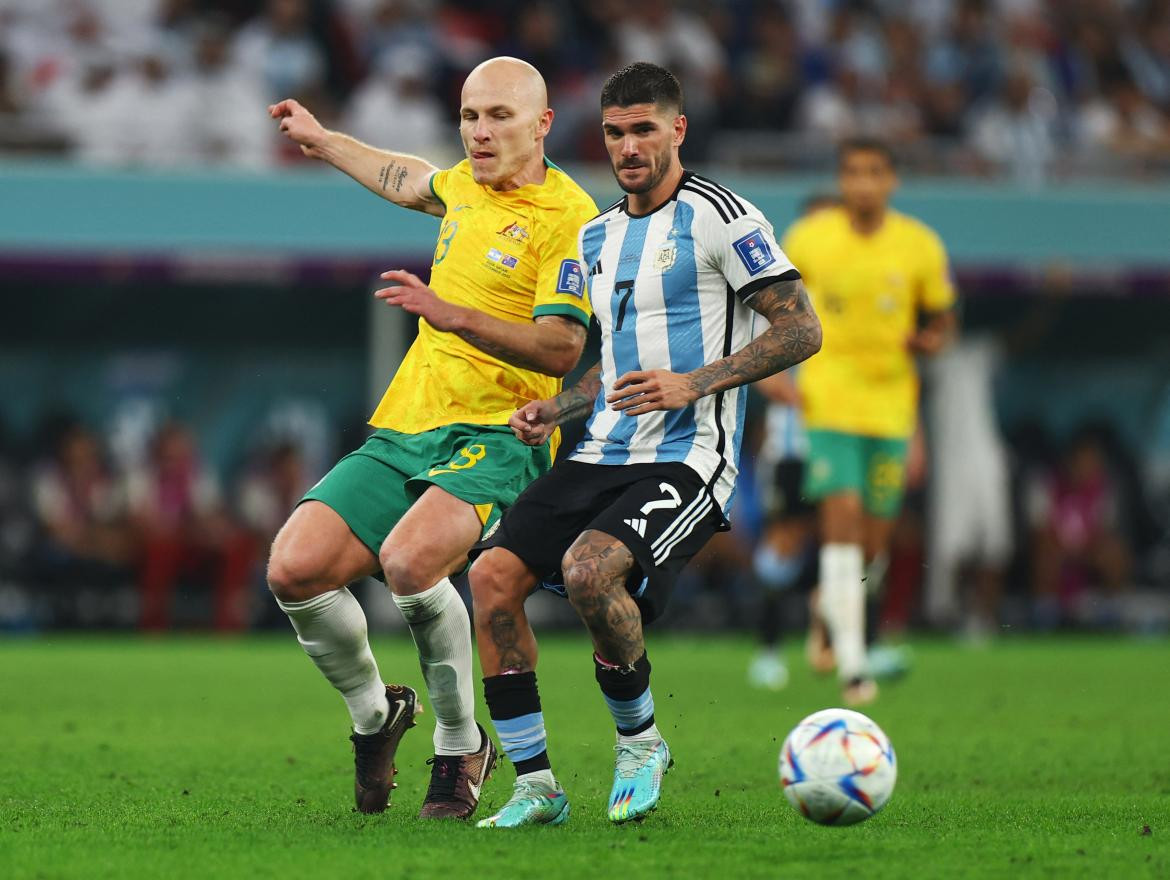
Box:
[2,162,1169,470]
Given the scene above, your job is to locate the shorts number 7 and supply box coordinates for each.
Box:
[614,279,635,331]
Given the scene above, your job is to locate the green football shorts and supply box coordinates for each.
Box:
[802,429,911,519]
[302,423,553,558]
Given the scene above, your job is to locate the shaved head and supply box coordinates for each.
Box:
[458,56,554,190]
[462,56,549,116]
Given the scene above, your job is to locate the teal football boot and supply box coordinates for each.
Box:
[476,776,570,828]
[607,737,672,823]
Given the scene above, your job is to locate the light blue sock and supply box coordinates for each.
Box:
[753,545,802,591]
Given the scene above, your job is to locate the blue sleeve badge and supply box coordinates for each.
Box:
[556,259,584,297]
[732,229,777,276]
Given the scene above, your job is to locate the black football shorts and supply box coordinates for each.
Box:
[471,459,725,623]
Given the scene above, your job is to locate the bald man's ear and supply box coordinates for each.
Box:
[536,108,554,139]
[673,114,687,147]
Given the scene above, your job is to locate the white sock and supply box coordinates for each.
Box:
[517,768,557,791]
[618,722,661,746]
[277,588,389,735]
[819,543,867,682]
[393,577,480,756]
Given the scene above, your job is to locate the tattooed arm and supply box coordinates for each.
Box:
[509,363,602,446]
[607,278,822,416]
[269,99,443,216]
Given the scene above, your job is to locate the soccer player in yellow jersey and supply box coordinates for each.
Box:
[783,138,956,704]
[264,57,597,820]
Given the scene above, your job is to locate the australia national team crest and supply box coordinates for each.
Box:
[733,228,777,276]
[498,221,530,243]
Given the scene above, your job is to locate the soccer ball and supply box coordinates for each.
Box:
[779,708,897,826]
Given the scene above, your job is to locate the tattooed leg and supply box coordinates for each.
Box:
[468,548,541,675]
[561,530,644,667]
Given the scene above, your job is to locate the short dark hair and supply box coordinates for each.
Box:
[600,62,684,113]
[838,137,897,170]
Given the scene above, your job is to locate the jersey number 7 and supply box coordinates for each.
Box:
[614,279,635,331]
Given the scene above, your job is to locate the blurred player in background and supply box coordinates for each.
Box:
[265,57,596,819]
[467,63,822,828]
[748,194,838,692]
[783,139,956,704]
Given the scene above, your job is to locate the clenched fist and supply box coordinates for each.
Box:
[269,99,329,159]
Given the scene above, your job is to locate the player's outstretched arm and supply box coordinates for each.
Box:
[268,99,444,217]
[907,308,958,355]
[608,278,821,417]
[375,270,587,376]
[509,363,602,447]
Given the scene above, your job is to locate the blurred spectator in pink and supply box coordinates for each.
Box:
[29,422,135,617]
[126,421,257,632]
[235,441,312,546]
[1028,427,1132,628]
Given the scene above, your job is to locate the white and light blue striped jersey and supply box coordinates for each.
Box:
[761,402,809,463]
[570,171,799,515]
[761,366,809,463]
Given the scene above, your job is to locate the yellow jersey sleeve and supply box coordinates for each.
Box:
[531,206,595,328]
[917,226,956,313]
[427,167,451,207]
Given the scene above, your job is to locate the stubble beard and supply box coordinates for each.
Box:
[614,145,674,195]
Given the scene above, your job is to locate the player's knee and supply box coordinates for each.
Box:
[379,544,434,595]
[468,552,522,617]
[561,557,603,611]
[266,545,329,604]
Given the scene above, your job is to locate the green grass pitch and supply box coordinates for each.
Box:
[2,633,1167,878]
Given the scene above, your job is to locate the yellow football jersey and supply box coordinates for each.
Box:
[785,207,955,438]
[370,159,598,435]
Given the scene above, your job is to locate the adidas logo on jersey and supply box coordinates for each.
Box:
[623,517,647,537]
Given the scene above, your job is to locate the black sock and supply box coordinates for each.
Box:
[760,591,783,647]
[483,672,550,775]
[594,652,655,735]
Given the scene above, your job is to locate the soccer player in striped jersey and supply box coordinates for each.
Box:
[467,62,822,827]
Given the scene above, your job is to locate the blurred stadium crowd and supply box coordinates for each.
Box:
[1,0,1169,179]
[0,391,1164,636]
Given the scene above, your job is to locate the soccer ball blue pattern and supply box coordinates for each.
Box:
[779,708,897,826]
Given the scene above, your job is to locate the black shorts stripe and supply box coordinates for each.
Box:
[680,183,730,224]
[652,497,713,564]
[691,173,747,215]
[683,176,739,220]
